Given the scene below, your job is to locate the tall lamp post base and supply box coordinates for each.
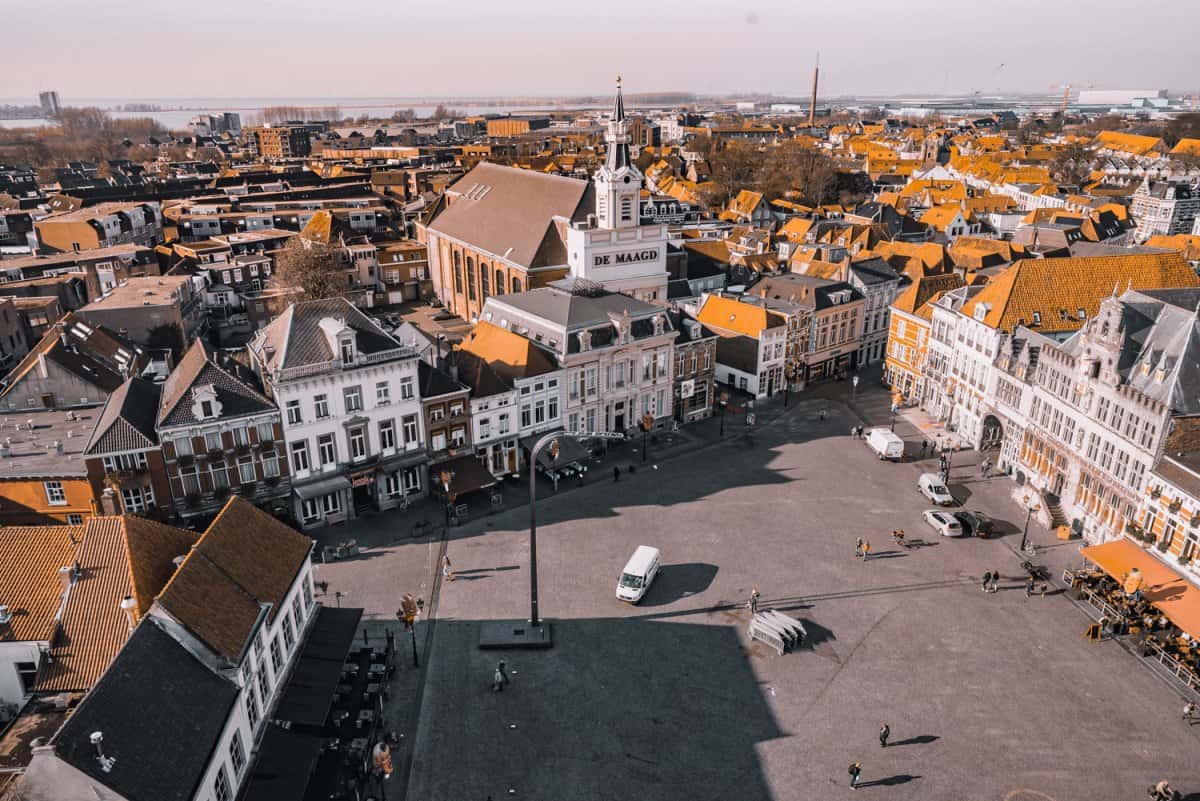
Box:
[479,620,553,650]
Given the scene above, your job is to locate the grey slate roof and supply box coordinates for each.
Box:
[49,619,239,801]
[84,377,162,455]
[251,297,409,373]
[488,286,663,330]
[418,360,467,400]
[848,257,901,286]
[157,340,274,428]
[426,162,591,269]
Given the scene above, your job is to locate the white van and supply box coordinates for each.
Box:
[865,428,905,460]
[616,546,661,604]
[918,472,955,505]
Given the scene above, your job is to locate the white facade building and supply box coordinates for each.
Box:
[248,298,426,529]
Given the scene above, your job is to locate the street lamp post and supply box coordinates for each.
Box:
[719,391,729,437]
[527,433,564,628]
[1019,494,1041,554]
[438,470,456,533]
[641,413,653,463]
[852,374,859,400]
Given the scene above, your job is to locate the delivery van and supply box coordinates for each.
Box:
[865,427,905,460]
[616,546,661,603]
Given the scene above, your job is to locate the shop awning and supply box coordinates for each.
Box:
[1081,538,1200,639]
[272,606,363,727]
[433,453,498,497]
[520,431,589,469]
[240,723,324,801]
[293,475,352,501]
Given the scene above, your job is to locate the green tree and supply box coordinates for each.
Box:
[275,238,349,301]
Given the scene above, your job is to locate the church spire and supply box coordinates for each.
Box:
[605,75,631,172]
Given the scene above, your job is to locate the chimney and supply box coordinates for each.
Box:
[0,439,9,458]
[100,487,120,516]
[54,440,63,454]
[89,731,115,773]
[119,595,137,632]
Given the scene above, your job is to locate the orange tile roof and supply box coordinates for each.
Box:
[33,517,194,692]
[697,295,784,337]
[919,204,967,232]
[459,320,558,381]
[156,497,312,663]
[1145,234,1200,261]
[729,189,765,218]
[961,252,1200,333]
[1094,130,1165,156]
[892,273,966,315]
[0,526,80,643]
[1171,138,1200,158]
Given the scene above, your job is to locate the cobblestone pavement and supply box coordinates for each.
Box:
[314,377,1200,801]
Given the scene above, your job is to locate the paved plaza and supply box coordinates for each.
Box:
[314,385,1200,801]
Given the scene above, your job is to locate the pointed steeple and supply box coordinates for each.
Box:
[605,74,632,173]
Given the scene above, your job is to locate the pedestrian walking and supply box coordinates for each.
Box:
[492,664,505,692]
[989,570,1000,592]
[497,659,510,688]
[879,723,890,748]
[979,458,990,478]
[749,586,761,614]
[848,761,862,788]
[442,555,454,582]
[862,540,872,561]
[820,408,827,421]
[613,465,620,483]
[981,571,992,592]
[1183,701,1197,721]
[855,537,864,558]
[1025,575,1035,597]
[920,440,928,457]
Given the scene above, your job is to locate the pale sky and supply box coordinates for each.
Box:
[4,0,1197,102]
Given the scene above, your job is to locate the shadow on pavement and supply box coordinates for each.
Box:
[888,734,939,747]
[639,562,719,607]
[858,773,921,787]
[410,617,784,801]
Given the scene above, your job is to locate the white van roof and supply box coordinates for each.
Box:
[869,427,903,441]
[623,545,660,575]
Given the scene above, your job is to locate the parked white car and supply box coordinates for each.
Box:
[923,509,964,537]
[918,473,955,506]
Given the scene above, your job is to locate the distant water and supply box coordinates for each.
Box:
[0,96,611,131]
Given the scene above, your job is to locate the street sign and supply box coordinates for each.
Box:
[680,379,695,399]
[641,413,654,431]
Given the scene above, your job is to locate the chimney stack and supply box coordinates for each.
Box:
[100,487,120,516]
[808,53,820,128]
[58,565,74,593]
[119,595,137,632]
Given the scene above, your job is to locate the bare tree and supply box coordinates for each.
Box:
[1050,141,1095,187]
[274,239,349,301]
[705,140,759,208]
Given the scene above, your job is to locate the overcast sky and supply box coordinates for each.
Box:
[4,0,1197,102]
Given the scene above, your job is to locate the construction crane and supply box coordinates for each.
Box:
[1050,83,1094,115]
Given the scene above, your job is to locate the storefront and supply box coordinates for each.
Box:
[293,475,352,530]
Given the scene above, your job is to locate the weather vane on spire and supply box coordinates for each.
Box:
[617,74,622,87]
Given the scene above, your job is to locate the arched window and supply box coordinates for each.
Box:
[466,256,476,301]
[452,252,463,293]
[511,276,522,294]
[495,269,505,295]
[480,262,490,298]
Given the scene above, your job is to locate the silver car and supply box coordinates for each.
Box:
[923,509,964,537]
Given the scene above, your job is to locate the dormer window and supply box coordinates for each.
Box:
[1031,312,1042,325]
[340,338,355,365]
[190,384,222,421]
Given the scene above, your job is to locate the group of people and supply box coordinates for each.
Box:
[854,538,873,561]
